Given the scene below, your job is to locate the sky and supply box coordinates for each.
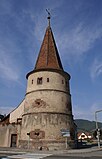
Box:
[0,0,102,122]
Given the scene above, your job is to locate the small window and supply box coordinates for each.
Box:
[62,80,64,84]
[35,132,40,136]
[81,135,85,138]
[32,80,33,84]
[47,78,49,82]
[37,77,43,85]
[66,81,67,86]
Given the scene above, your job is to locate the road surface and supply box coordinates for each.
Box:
[0,148,102,159]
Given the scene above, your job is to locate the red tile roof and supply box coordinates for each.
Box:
[35,26,63,70]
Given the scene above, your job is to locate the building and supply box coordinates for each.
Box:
[0,14,76,150]
[78,132,92,140]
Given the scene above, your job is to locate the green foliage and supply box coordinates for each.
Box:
[0,114,4,120]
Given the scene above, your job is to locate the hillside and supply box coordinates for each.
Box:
[75,119,102,132]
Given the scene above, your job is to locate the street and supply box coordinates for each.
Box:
[0,150,102,159]
[44,150,102,159]
[45,150,102,159]
[0,147,102,159]
[44,157,102,159]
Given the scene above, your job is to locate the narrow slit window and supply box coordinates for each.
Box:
[47,78,49,82]
[37,77,43,85]
[32,80,33,84]
[62,80,64,84]
[66,81,67,86]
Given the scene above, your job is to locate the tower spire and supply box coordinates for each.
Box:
[46,9,51,27]
[34,10,63,71]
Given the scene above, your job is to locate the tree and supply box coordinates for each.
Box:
[0,114,4,121]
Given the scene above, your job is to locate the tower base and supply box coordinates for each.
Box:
[19,139,75,150]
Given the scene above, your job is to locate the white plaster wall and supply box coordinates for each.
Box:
[10,99,25,123]
[0,124,17,147]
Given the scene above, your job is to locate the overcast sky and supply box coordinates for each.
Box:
[0,0,102,121]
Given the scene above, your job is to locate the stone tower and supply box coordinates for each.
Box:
[19,15,76,150]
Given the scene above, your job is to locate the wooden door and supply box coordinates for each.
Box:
[10,134,17,147]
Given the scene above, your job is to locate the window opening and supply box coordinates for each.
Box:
[66,81,67,86]
[62,80,64,84]
[47,78,49,82]
[37,77,43,85]
[32,80,33,84]
[35,132,40,136]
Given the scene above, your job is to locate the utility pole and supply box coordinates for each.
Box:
[95,110,102,148]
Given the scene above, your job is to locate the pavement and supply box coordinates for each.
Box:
[0,146,102,158]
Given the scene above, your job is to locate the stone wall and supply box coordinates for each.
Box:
[24,91,72,114]
[20,112,72,140]
[19,70,75,150]
[19,139,67,150]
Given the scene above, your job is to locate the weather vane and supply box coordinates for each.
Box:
[46,9,51,26]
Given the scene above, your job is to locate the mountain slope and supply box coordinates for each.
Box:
[75,119,102,132]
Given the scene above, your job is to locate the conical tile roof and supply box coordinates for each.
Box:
[34,26,63,70]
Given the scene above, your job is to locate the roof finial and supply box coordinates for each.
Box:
[46,9,51,27]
